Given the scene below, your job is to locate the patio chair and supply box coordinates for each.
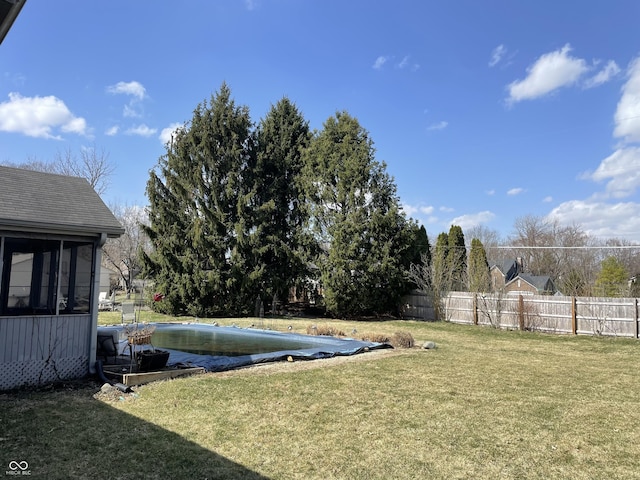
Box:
[121,301,137,324]
[96,334,119,363]
[98,291,115,311]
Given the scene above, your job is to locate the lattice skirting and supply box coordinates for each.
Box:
[0,356,89,390]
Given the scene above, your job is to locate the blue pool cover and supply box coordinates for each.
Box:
[148,323,392,372]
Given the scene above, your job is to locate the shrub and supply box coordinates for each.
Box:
[306,324,345,337]
[391,331,415,348]
[360,333,391,343]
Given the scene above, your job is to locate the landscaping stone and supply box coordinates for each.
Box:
[422,341,436,350]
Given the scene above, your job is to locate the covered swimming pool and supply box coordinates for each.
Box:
[97,322,391,372]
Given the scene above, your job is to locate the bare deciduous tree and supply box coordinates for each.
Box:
[53,144,115,195]
[508,215,597,294]
[406,251,459,321]
[103,204,150,296]
[2,144,115,196]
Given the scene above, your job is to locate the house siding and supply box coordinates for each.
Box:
[0,314,91,390]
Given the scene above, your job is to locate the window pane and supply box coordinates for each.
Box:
[60,242,94,314]
[7,252,33,308]
[2,239,60,315]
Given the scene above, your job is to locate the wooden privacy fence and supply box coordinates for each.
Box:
[442,292,640,338]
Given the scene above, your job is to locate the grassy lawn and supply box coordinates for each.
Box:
[2,316,640,479]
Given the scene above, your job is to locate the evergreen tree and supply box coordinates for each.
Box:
[433,232,449,289]
[595,256,629,297]
[447,225,467,291]
[249,97,311,308]
[407,224,431,268]
[431,232,449,320]
[468,238,490,292]
[403,223,431,291]
[302,111,413,317]
[142,83,255,316]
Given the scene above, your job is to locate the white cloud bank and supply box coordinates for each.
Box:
[548,200,640,240]
[548,55,640,240]
[0,92,87,139]
[613,56,640,143]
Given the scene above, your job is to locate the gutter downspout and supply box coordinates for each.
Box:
[88,233,107,375]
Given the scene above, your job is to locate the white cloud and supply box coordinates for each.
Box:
[245,0,258,10]
[396,55,419,71]
[123,104,142,118]
[584,60,621,89]
[373,56,389,70]
[489,44,507,67]
[613,56,640,143]
[106,81,146,100]
[105,125,119,136]
[398,56,410,69]
[159,122,183,145]
[507,187,525,196]
[547,200,640,240]
[0,92,87,139]
[439,206,454,213]
[427,121,448,131]
[486,189,496,196]
[586,146,640,198]
[125,124,157,137]
[402,204,434,215]
[543,196,553,203]
[449,211,496,230]
[507,44,589,104]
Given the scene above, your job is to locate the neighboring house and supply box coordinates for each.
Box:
[99,263,119,294]
[504,274,556,296]
[490,258,523,291]
[0,166,123,390]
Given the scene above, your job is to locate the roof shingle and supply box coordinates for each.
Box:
[0,166,124,237]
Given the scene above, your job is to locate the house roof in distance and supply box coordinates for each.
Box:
[0,166,124,237]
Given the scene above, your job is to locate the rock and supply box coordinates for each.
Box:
[422,341,436,350]
[287,356,293,362]
[100,383,115,393]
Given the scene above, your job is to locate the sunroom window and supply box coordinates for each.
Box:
[0,237,94,316]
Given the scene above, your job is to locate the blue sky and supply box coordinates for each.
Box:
[2,1,640,242]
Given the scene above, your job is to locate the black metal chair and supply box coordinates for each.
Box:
[96,334,118,364]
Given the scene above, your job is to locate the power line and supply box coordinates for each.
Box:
[491,245,640,250]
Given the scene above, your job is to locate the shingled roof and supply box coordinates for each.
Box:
[0,166,124,237]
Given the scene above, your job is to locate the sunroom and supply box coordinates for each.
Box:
[0,166,123,390]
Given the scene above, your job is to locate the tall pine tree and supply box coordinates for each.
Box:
[302,111,413,317]
[142,83,255,316]
[249,97,311,308]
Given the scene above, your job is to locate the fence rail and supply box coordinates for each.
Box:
[402,290,640,339]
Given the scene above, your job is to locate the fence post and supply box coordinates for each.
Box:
[473,293,478,325]
[571,296,577,335]
[518,295,524,330]
[635,298,639,339]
